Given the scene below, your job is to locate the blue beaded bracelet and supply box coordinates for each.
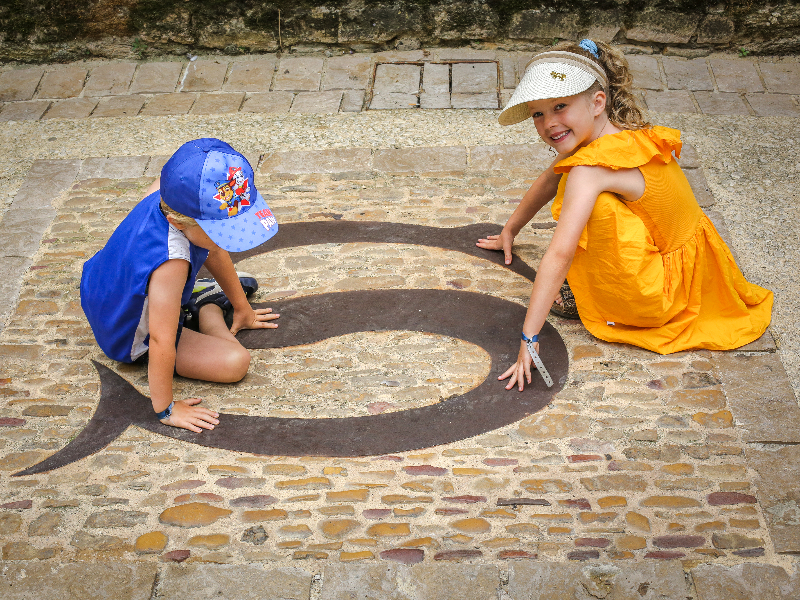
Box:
[521,332,539,343]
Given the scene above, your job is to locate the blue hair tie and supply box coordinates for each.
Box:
[579,39,599,58]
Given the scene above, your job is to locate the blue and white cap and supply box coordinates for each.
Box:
[160,138,278,252]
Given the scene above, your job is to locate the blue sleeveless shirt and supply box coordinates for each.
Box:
[80,192,209,362]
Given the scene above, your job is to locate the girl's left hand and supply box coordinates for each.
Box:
[498,340,539,391]
[230,307,280,335]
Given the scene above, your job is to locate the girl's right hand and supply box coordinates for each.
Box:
[498,340,538,391]
[162,398,219,433]
[476,229,515,265]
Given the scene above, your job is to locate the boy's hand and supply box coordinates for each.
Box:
[161,398,219,433]
[476,229,515,265]
[498,340,538,391]
[229,306,280,335]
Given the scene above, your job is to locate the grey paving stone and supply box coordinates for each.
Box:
[663,58,713,91]
[341,89,366,112]
[643,90,698,114]
[692,563,800,600]
[274,57,324,91]
[434,49,496,61]
[373,146,467,173]
[451,63,497,94]
[746,445,800,553]
[470,144,554,172]
[373,50,426,63]
[190,92,245,115]
[129,62,183,94]
[0,100,50,122]
[96,156,151,179]
[704,209,737,259]
[0,562,157,600]
[37,66,87,99]
[323,54,372,90]
[713,352,800,443]
[183,59,229,92]
[223,58,277,92]
[676,142,701,168]
[451,93,498,109]
[710,59,764,93]
[506,562,689,600]
[320,564,499,600]
[0,212,56,257]
[684,168,715,207]
[746,93,800,117]
[145,155,170,178]
[140,93,197,116]
[370,93,419,109]
[241,91,294,114]
[0,256,31,334]
[84,62,136,96]
[419,92,450,109]
[759,62,800,94]
[498,53,518,89]
[627,55,663,91]
[260,148,372,174]
[42,97,98,119]
[290,90,343,114]
[422,63,449,94]
[0,67,44,101]
[373,64,421,94]
[158,564,312,600]
[694,91,750,115]
[90,95,146,118]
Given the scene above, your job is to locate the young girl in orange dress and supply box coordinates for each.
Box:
[477,39,773,391]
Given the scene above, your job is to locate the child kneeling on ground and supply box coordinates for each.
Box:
[81,138,280,431]
[477,40,773,390]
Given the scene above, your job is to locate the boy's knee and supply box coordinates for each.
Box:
[226,346,251,382]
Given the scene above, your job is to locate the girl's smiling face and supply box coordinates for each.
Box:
[527,90,611,153]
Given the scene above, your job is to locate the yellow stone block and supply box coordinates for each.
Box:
[482,537,519,548]
[400,537,438,548]
[366,523,411,537]
[597,496,627,508]
[340,550,374,561]
[263,464,307,475]
[452,468,495,476]
[323,467,346,476]
[694,520,725,532]
[242,509,288,523]
[661,463,694,476]
[135,531,167,554]
[616,535,646,550]
[693,410,734,428]
[729,519,760,529]
[382,494,433,504]
[626,512,651,532]
[320,519,360,539]
[326,488,369,502]
[480,508,517,519]
[159,503,232,527]
[451,518,490,533]
[208,464,248,474]
[445,534,473,544]
[275,477,331,490]
[640,496,702,509]
[394,507,425,517]
[548,526,571,534]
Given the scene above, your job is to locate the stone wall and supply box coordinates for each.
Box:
[1,0,798,62]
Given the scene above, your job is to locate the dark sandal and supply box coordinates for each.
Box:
[550,281,580,319]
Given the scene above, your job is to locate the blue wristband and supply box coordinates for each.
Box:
[156,401,174,420]
[521,332,539,343]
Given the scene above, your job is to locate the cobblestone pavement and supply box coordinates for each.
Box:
[1,49,800,599]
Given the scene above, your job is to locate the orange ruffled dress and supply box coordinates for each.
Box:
[551,126,772,354]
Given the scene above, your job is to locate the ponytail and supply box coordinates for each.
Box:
[552,40,651,130]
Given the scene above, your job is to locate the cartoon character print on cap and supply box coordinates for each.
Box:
[214,166,252,217]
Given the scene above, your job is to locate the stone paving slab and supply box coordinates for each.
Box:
[0,562,158,600]
[0,52,796,120]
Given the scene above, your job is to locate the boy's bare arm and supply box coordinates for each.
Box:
[203,246,279,334]
[148,259,219,432]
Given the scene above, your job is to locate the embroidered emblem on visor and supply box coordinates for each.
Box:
[550,71,567,81]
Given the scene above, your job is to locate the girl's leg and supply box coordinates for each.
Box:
[175,305,250,382]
